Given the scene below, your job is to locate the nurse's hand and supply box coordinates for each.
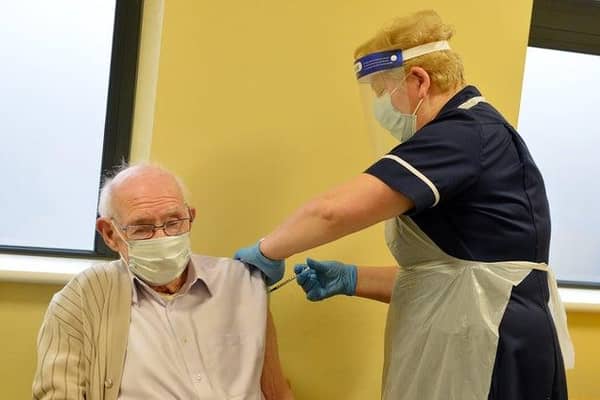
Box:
[234,241,285,285]
[294,258,357,301]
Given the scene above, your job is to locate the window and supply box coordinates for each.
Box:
[0,0,141,257]
[518,0,600,286]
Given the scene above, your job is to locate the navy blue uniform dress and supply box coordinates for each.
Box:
[365,86,567,399]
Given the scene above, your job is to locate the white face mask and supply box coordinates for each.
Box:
[114,225,191,285]
[373,90,424,143]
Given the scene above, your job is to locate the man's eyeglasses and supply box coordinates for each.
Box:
[114,210,193,240]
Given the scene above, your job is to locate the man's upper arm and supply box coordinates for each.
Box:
[260,310,294,400]
[33,295,86,399]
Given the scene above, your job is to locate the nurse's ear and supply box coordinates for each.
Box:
[408,66,431,99]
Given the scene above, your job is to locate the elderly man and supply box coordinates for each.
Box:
[32,164,293,400]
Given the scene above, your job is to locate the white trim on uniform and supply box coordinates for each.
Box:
[457,96,486,109]
[382,154,441,207]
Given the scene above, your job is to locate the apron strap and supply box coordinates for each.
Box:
[495,260,548,272]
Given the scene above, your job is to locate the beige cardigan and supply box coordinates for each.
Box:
[32,259,133,400]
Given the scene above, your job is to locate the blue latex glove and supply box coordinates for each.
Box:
[294,258,357,301]
[234,241,285,285]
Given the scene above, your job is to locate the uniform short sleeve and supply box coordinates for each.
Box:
[365,117,482,213]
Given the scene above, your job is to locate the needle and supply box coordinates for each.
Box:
[268,267,308,293]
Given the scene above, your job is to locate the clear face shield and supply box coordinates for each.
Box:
[353,41,451,156]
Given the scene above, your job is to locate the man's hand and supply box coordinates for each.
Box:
[234,241,285,285]
[294,258,357,301]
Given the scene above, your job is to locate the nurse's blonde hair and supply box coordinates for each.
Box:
[354,10,465,92]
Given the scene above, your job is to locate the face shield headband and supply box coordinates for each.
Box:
[353,40,451,81]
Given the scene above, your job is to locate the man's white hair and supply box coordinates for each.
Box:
[97,162,189,219]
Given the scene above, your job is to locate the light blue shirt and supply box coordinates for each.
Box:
[117,254,267,400]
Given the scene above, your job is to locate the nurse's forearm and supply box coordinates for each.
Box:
[355,266,398,303]
[260,197,360,260]
[259,174,414,260]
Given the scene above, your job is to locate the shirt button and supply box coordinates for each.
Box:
[195,374,203,382]
[183,337,188,344]
[104,378,113,388]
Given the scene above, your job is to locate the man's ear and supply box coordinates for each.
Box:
[96,217,120,252]
[409,66,431,98]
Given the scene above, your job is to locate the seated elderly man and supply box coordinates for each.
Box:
[32,164,293,400]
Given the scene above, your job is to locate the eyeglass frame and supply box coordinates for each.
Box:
[112,206,194,240]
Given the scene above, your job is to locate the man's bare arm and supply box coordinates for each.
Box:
[260,309,294,399]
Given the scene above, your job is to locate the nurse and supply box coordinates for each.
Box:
[234,10,573,400]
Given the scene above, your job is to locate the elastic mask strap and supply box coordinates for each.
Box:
[112,221,127,241]
[413,98,424,115]
[111,221,129,261]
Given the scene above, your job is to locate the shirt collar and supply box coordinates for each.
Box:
[125,257,213,305]
[179,257,214,297]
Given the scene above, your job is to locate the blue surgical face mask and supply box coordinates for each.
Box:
[373,90,424,143]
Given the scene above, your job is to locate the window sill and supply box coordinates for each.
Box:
[0,253,113,285]
[557,288,600,312]
[1,253,599,312]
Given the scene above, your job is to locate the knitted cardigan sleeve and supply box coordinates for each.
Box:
[32,280,87,399]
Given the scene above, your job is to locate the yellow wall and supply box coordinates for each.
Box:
[566,313,600,400]
[0,282,62,397]
[3,1,600,399]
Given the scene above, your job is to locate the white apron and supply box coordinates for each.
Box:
[381,215,574,400]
